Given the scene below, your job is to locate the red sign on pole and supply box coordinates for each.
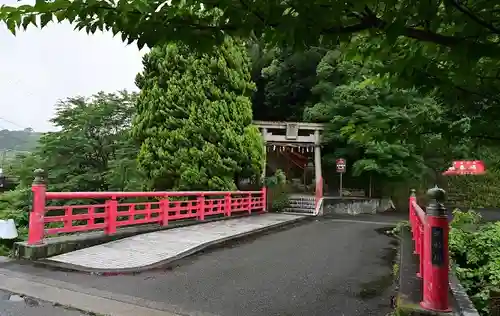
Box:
[336,158,346,173]
[442,160,485,175]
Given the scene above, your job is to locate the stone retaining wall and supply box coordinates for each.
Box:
[323,197,395,215]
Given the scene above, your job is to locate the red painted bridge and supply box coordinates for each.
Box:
[0,169,461,316]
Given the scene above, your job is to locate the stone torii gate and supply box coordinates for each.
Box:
[253,121,325,184]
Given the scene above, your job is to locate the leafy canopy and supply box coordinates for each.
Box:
[7,91,144,192]
[258,47,325,121]
[1,0,499,63]
[305,52,444,180]
[346,34,500,143]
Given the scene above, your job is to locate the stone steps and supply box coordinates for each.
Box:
[286,196,316,215]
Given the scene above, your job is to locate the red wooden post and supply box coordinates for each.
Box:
[28,169,46,245]
[261,187,267,212]
[161,197,169,226]
[417,224,423,278]
[421,187,451,312]
[197,194,205,221]
[415,225,421,256]
[105,198,118,235]
[409,189,416,243]
[225,193,232,216]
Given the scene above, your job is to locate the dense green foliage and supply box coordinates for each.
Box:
[0,94,140,212]
[3,1,499,141]
[0,91,144,254]
[1,2,500,311]
[305,55,444,181]
[449,210,500,315]
[0,0,497,188]
[132,38,264,191]
[37,91,143,192]
[265,169,290,212]
[447,147,500,209]
[253,47,325,121]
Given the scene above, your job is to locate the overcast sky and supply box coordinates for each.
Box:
[0,0,147,132]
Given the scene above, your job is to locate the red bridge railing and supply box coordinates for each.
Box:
[408,187,450,312]
[28,169,267,245]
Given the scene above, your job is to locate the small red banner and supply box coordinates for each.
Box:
[442,160,485,175]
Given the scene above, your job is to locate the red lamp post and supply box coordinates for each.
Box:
[423,159,486,311]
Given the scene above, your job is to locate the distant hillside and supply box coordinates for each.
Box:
[0,128,41,153]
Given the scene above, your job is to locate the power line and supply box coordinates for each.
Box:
[0,116,27,130]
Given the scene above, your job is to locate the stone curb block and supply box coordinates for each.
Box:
[449,270,480,316]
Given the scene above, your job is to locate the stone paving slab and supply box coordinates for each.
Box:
[44,213,305,272]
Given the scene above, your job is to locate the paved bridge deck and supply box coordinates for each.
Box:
[43,213,304,272]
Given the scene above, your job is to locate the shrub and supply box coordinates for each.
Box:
[449,210,500,315]
[265,169,290,212]
[0,188,32,255]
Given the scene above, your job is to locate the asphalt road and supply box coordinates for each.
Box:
[0,290,88,316]
[1,216,398,316]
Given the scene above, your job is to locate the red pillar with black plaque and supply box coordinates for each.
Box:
[420,187,451,312]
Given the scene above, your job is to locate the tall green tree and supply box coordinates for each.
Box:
[17,91,143,192]
[257,47,325,121]
[132,37,264,191]
[345,35,500,144]
[247,39,276,120]
[305,53,446,182]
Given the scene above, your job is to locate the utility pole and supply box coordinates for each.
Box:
[0,150,5,189]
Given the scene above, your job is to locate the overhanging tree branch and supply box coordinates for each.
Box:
[447,0,500,35]
[3,0,500,55]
